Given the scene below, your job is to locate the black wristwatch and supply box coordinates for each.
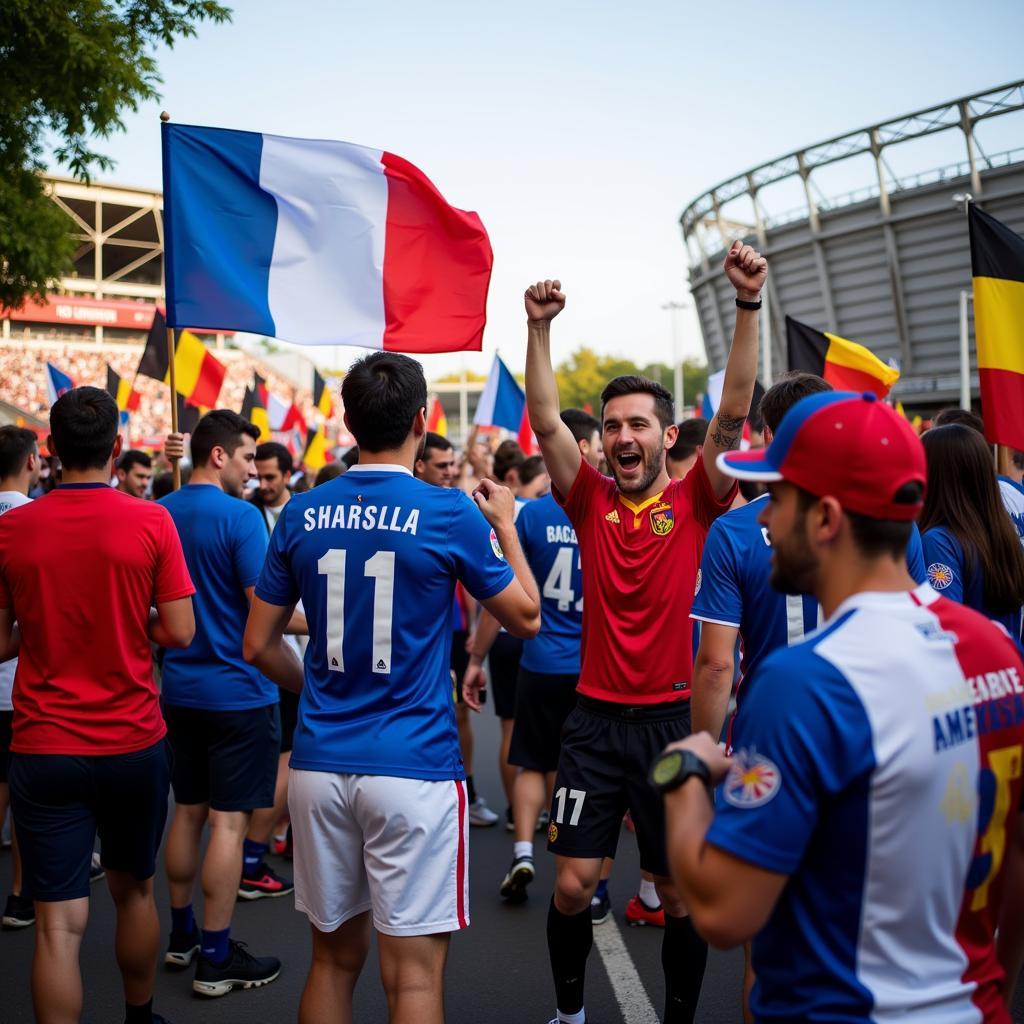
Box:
[649,748,712,796]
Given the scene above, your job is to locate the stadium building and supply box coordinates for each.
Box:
[682,80,1024,409]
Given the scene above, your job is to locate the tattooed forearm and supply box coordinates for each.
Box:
[711,414,746,451]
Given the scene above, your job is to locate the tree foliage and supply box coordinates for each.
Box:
[553,347,708,415]
[0,1,231,309]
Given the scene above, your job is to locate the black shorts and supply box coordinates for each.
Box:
[509,668,579,772]
[490,632,523,719]
[8,739,171,901]
[546,696,692,877]
[278,689,300,754]
[0,710,12,783]
[163,703,280,812]
[451,629,470,705]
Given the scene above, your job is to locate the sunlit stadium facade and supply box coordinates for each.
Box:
[681,80,1024,408]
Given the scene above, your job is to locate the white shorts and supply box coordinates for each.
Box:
[288,769,469,936]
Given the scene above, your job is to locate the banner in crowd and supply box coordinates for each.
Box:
[313,369,334,418]
[969,203,1024,451]
[139,310,226,408]
[161,122,493,353]
[240,374,271,441]
[106,365,141,414]
[427,397,448,436]
[302,425,330,471]
[785,317,899,399]
[44,362,74,408]
[474,354,524,431]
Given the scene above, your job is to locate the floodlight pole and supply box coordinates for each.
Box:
[662,301,687,420]
[959,289,972,412]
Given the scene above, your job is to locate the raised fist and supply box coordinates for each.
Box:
[723,242,768,299]
[525,279,566,323]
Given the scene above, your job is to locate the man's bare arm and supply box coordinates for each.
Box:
[703,242,767,499]
[243,597,305,693]
[525,280,581,498]
[691,622,737,738]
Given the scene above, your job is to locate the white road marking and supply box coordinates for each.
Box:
[592,917,660,1024]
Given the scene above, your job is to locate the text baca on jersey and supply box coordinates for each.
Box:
[303,504,420,535]
[546,524,578,545]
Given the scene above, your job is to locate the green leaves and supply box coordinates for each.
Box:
[0,1,231,308]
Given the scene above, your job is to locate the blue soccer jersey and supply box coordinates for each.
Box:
[691,494,927,683]
[516,494,582,676]
[708,585,1024,1023]
[160,483,277,709]
[255,465,514,781]
[923,525,1023,640]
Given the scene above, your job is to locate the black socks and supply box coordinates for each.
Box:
[662,913,709,1024]
[547,897,593,1015]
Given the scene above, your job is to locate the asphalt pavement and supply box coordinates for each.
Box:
[1,710,1022,1022]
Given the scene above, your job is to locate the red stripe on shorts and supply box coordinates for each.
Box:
[455,780,468,928]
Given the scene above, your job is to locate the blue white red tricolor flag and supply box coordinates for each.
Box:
[473,354,536,454]
[161,122,493,353]
[45,362,74,408]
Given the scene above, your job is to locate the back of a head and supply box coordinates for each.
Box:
[423,432,453,457]
[600,375,674,429]
[341,352,427,453]
[760,372,833,435]
[256,440,293,475]
[561,408,601,446]
[49,387,119,471]
[932,407,985,435]
[668,417,709,463]
[519,455,547,488]
[0,425,38,481]
[314,462,345,487]
[190,409,261,467]
[117,449,152,475]
[920,423,1024,614]
[152,468,191,500]
[493,440,525,482]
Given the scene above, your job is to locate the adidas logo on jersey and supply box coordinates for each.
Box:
[605,509,620,524]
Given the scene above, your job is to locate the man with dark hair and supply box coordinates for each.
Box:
[494,439,527,491]
[116,450,153,499]
[518,455,550,498]
[313,462,345,487]
[525,243,766,1024]
[0,387,195,1024]
[251,442,294,529]
[415,431,499,828]
[415,432,457,487]
[159,410,284,997]
[0,426,40,930]
[243,349,540,1024]
[661,391,1024,1023]
[667,418,710,481]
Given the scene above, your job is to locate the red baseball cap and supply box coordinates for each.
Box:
[718,391,926,521]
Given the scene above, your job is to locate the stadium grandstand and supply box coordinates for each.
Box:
[681,79,1024,409]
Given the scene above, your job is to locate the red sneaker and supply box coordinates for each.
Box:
[623,810,635,833]
[238,863,294,900]
[624,894,665,927]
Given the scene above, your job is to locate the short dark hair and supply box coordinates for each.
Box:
[600,376,674,430]
[519,455,547,488]
[116,449,152,474]
[255,441,293,475]
[933,407,985,435]
[422,432,453,457]
[760,372,833,434]
[667,417,709,463]
[795,483,920,559]
[493,440,525,482]
[561,408,601,446]
[49,387,119,471]
[152,468,191,499]
[190,410,260,468]
[0,426,37,480]
[341,352,427,452]
[314,462,345,487]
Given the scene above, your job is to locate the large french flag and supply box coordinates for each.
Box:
[162,123,493,353]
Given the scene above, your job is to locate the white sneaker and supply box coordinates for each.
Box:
[468,796,499,827]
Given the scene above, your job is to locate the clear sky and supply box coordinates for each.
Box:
[67,0,1024,380]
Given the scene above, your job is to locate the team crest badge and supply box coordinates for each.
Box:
[723,750,781,809]
[489,528,506,561]
[927,562,954,591]
[547,822,559,844]
[605,508,620,524]
[650,502,674,536]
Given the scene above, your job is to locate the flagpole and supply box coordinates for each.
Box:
[160,110,182,491]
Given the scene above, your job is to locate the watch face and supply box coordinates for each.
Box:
[652,750,683,787]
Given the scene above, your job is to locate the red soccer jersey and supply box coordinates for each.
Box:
[556,458,734,703]
[0,484,195,755]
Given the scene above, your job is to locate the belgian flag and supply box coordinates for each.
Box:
[138,309,227,408]
[176,392,203,435]
[302,425,329,471]
[240,374,271,441]
[426,396,448,436]
[969,204,1024,450]
[105,365,140,413]
[786,317,900,399]
[313,369,334,418]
